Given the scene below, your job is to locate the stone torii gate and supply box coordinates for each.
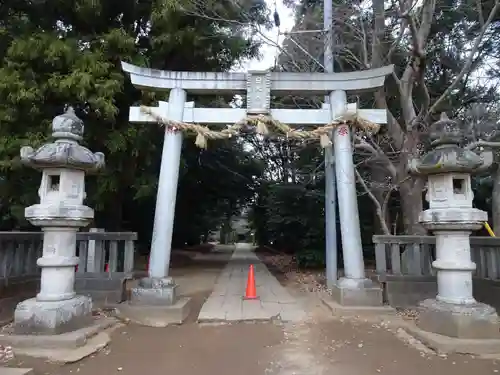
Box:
[122,62,393,307]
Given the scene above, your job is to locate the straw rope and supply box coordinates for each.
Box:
[141,106,380,149]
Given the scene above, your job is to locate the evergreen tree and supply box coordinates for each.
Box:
[0,0,268,246]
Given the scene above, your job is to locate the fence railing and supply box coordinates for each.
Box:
[76,229,136,274]
[0,232,42,282]
[373,235,500,280]
[0,229,137,284]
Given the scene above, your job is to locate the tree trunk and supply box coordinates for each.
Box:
[220,217,232,244]
[400,179,426,235]
[371,167,391,234]
[492,166,500,234]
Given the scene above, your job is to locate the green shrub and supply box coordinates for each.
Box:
[296,248,325,268]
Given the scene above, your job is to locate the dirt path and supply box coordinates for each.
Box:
[27,322,281,375]
[265,274,499,375]
[7,248,283,375]
[7,248,500,375]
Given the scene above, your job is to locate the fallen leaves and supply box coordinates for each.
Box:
[395,307,420,321]
[258,253,329,293]
[0,345,14,362]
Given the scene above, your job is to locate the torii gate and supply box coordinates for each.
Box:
[122,62,393,306]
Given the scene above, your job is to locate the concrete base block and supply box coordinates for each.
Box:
[13,295,93,335]
[117,297,191,327]
[75,273,128,305]
[331,278,384,307]
[404,321,500,355]
[321,293,396,317]
[417,298,500,339]
[0,317,115,349]
[13,332,111,364]
[0,368,34,375]
[130,277,177,306]
[0,317,118,363]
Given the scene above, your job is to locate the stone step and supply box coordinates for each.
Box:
[0,368,34,375]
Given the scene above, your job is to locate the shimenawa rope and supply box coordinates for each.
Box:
[140,106,380,149]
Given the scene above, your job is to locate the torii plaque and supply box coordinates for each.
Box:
[122,61,393,306]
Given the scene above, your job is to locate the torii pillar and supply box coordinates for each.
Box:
[329,91,385,306]
[121,63,393,314]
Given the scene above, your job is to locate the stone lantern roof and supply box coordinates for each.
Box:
[51,106,85,141]
[20,107,105,171]
[410,113,492,175]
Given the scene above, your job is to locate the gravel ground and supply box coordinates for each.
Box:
[4,248,499,375]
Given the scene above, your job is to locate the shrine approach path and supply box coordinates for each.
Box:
[6,245,500,375]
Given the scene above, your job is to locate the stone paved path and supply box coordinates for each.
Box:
[197,243,307,322]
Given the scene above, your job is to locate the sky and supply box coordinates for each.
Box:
[239,0,296,71]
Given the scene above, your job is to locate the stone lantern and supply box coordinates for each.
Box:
[410,113,498,339]
[15,107,105,334]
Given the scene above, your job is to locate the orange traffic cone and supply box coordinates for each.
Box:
[244,264,258,300]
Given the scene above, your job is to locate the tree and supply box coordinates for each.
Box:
[276,0,500,234]
[0,0,268,245]
[173,139,264,246]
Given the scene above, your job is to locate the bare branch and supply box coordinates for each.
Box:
[477,0,486,27]
[353,135,398,178]
[354,167,391,234]
[429,0,500,115]
[387,17,408,61]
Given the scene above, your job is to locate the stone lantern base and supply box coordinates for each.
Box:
[13,295,93,335]
[417,298,500,340]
